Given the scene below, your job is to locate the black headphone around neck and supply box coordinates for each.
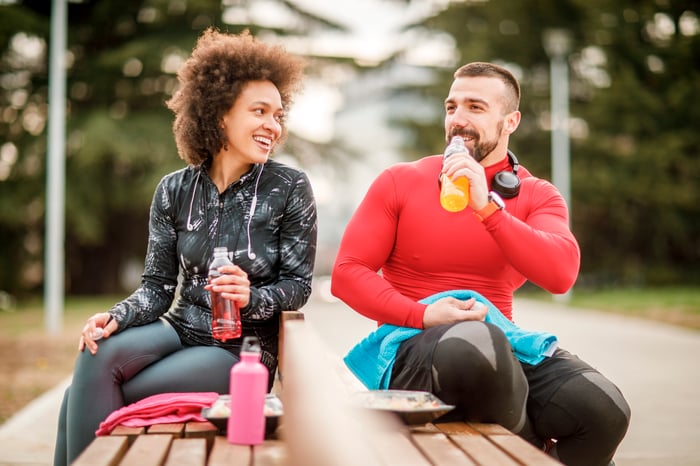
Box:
[491,150,520,199]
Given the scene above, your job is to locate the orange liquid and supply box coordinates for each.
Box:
[440,175,470,212]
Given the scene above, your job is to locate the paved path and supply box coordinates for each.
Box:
[1,291,698,465]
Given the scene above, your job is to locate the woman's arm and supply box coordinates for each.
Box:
[243,170,318,320]
[109,176,180,330]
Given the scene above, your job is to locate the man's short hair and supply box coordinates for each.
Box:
[453,62,521,112]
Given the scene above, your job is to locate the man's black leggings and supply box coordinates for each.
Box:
[390,321,631,466]
[53,320,237,466]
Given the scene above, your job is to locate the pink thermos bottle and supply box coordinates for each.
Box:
[227,336,269,445]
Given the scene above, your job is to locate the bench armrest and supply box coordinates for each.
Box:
[277,310,304,381]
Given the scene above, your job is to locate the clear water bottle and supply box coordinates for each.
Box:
[208,246,241,341]
[439,135,470,212]
[227,336,269,445]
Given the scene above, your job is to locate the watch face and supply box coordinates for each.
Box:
[488,192,506,209]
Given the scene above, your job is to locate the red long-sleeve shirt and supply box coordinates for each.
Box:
[331,154,580,328]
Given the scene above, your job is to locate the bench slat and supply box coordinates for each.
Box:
[434,421,482,435]
[371,429,432,466]
[110,425,146,445]
[489,434,562,466]
[185,420,218,451]
[119,433,173,466]
[469,422,513,436]
[253,439,289,466]
[72,436,129,466]
[435,420,564,465]
[185,421,218,436]
[449,434,521,466]
[164,438,207,466]
[434,422,521,466]
[207,435,251,466]
[411,431,478,466]
[147,423,185,437]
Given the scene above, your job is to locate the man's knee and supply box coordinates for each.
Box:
[432,321,521,393]
[578,372,630,445]
[549,371,630,463]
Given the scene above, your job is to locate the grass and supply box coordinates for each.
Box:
[0,295,122,337]
[518,286,700,330]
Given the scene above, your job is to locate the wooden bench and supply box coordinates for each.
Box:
[72,313,562,465]
[73,418,561,465]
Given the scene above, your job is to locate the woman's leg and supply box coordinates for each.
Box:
[122,345,237,403]
[57,320,182,466]
[523,349,631,466]
[53,387,69,466]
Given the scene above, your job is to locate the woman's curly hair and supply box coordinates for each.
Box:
[166,28,306,166]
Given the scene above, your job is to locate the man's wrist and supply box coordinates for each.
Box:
[474,191,505,222]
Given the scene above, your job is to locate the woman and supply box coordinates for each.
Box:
[54,28,317,465]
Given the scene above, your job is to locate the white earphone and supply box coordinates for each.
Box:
[246,164,263,260]
[246,195,257,260]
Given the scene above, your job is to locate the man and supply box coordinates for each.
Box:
[331,62,630,466]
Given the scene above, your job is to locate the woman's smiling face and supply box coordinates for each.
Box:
[221,80,285,164]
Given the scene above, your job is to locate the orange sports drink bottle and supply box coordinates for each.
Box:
[439,136,470,212]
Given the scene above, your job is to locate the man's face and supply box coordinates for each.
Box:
[444,76,516,162]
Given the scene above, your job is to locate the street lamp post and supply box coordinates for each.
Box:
[543,28,572,302]
[46,0,67,333]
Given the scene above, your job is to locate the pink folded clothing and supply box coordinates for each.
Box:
[96,392,219,436]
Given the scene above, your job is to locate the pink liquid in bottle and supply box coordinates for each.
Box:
[209,247,241,341]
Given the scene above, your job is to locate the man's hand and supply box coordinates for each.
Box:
[422,297,488,329]
[441,150,489,210]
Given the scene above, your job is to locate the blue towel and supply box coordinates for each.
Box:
[343,289,558,390]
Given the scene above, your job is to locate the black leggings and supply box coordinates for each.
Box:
[53,319,237,466]
[390,321,631,466]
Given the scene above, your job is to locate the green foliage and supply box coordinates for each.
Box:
[569,0,700,286]
[0,0,226,294]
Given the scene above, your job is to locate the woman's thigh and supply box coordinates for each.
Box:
[63,320,184,464]
[123,345,238,403]
[72,319,183,387]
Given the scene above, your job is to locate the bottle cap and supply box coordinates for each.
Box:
[445,135,467,157]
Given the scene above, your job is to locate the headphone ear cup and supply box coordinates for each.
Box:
[491,171,520,199]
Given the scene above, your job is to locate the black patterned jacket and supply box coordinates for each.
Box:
[108,159,317,372]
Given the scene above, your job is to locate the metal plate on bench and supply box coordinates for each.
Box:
[201,394,282,436]
[351,390,455,425]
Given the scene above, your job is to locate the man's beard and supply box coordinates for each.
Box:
[451,121,503,162]
[471,139,498,162]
